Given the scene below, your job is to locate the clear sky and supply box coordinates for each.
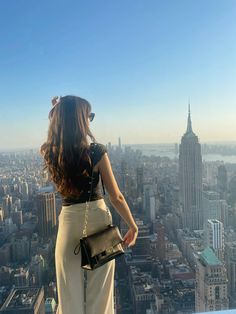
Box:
[0,0,235,150]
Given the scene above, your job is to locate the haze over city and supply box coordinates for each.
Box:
[0,0,235,149]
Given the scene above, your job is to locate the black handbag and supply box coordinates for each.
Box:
[74,144,125,270]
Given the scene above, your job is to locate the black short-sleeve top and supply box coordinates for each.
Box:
[61,143,107,206]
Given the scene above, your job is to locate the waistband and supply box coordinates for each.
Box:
[61,198,107,211]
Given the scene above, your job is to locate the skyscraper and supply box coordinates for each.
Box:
[2,195,12,218]
[36,191,56,238]
[195,247,228,312]
[217,165,228,199]
[136,167,144,198]
[179,105,203,230]
[225,242,236,307]
[205,219,224,262]
[118,137,122,150]
[155,220,166,261]
[202,191,228,225]
[21,181,29,200]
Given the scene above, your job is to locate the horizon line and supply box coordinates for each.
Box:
[1,140,236,153]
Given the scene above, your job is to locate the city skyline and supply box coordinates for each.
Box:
[1,131,236,311]
[0,1,236,149]
[1,104,236,152]
[2,137,236,153]
[1,112,236,312]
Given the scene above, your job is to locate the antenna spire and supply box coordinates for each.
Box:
[187,98,193,133]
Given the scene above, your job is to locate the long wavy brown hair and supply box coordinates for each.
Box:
[40,95,96,197]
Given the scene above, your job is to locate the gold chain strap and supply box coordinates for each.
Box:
[82,145,111,238]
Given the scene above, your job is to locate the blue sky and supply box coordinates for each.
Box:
[0,0,235,149]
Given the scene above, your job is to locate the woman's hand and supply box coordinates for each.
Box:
[122,225,138,249]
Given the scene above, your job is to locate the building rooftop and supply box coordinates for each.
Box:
[208,218,221,225]
[200,247,222,266]
[45,297,56,312]
[0,287,43,310]
[37,185,54,194]
[203,190,220,200]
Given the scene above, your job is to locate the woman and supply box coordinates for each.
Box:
[40,95,138,314]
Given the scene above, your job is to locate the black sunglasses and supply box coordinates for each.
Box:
[89,112,95,122]
[49,109,95,121]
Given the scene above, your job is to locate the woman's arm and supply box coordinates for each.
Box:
[97,153,138,230]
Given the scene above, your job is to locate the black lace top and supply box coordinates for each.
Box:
[61,143,107,206]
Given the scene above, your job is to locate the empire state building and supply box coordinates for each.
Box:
[179,106,203,230]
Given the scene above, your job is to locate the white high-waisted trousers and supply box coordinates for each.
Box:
[55,198,115,314]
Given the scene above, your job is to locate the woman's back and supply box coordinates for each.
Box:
[61,142,107,206]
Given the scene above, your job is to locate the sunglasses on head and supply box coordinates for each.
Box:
[89,112,95,122]
[49,109,95,122]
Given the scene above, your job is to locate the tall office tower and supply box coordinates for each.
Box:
[142,184,156,221]
[148,190,156,222]
[225,242,236,307]
[217,165,228,199]
[12,209,23,229]
[131,220,150,257]
[0,207,4,221]
[202,191,229,226]
[14,197,21,209]
[11,236,30,263]
[0,286,45,314]
[36,192,56,238]
[30,254,45,286]
[21,181,29,200]
[205,219,224,262]
[143,183,151,211]
[195,247,229,312]
[136,167,144,197]
[155,220,166,261]
[0,185,5,197]
[179,106,203,230]
[118,136,122,149]
[2,195,12,218]
[13,267,30,287]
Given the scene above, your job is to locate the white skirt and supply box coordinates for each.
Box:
[55,199,115,314]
